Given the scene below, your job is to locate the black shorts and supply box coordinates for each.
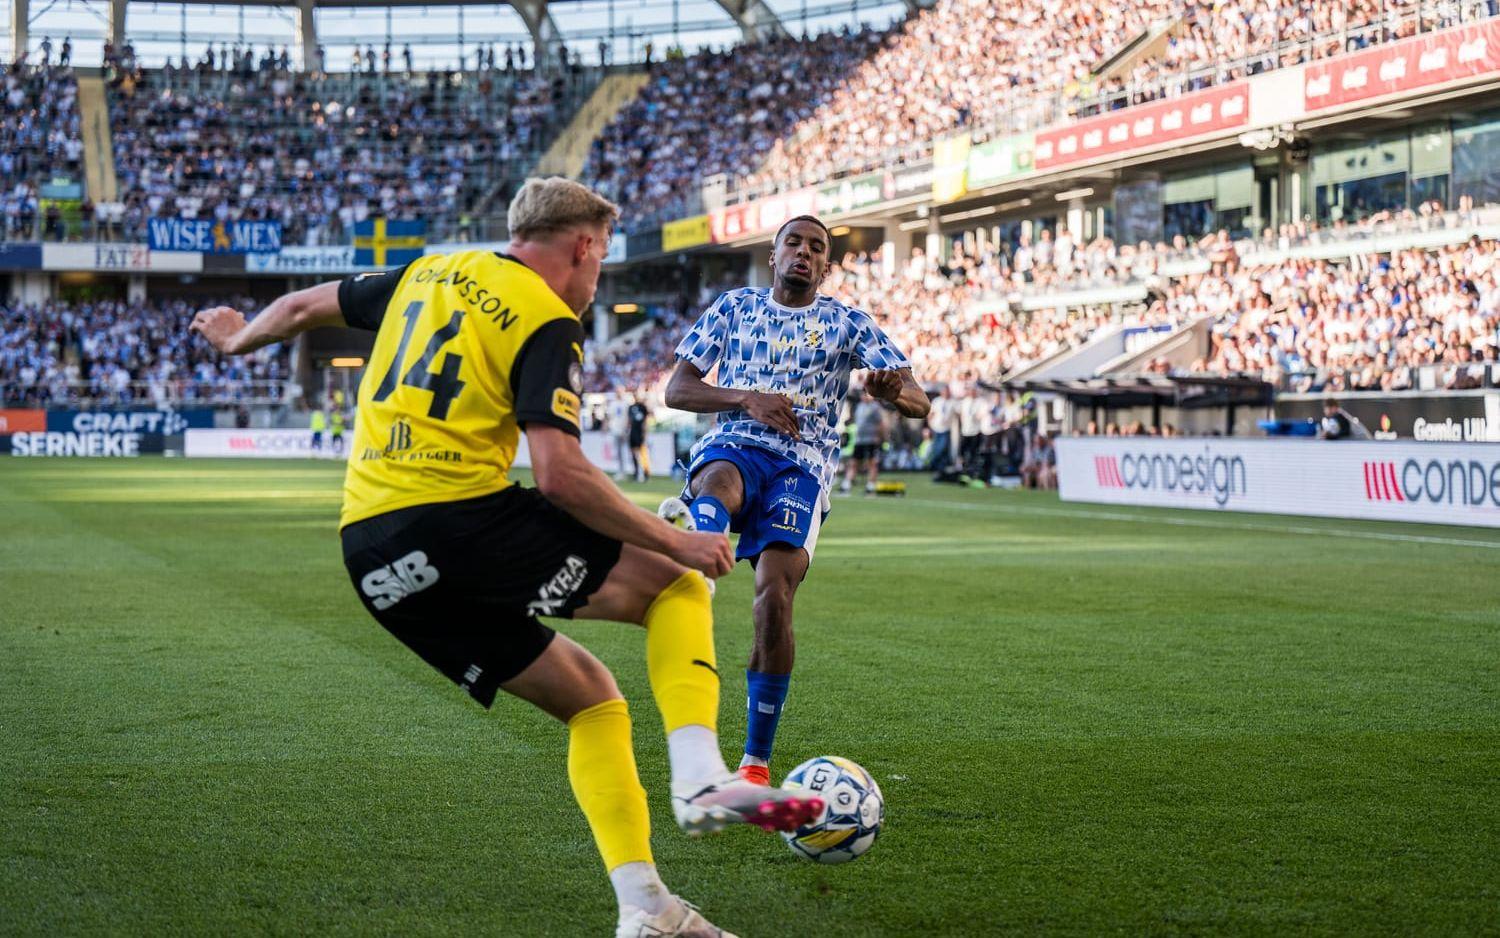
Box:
[851,442,879,460]
[341,487,623,707]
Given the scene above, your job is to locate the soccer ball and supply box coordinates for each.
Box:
[780,755,884,864]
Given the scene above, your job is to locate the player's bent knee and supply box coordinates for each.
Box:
[632,551,697,621]
[503,634,622,722]
[577,652,623,698]
[691,461,746,514]
[579,545,691,625]
[654,567,712,608]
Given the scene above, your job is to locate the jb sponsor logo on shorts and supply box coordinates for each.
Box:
[1092,449,1247,506]
[1363,457,1500,507]
[361,550,441,610]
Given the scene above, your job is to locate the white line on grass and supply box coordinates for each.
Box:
[905,498,1500,551]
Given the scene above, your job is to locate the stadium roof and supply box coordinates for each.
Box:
[1006,376,1276,412]
[3,0,911,69]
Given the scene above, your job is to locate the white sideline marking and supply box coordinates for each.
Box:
[905,498,1500,551]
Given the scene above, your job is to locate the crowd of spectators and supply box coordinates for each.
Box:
[583,27,886,229]
[4,231,1493,416]
[0,297,291,407]
[2,62,83,241]
[103,43,588,246]
[824,248,1145,387]
[579,220,1500,406]
[750,0,1175,193]
[755,0,1497,192]
[1194,237,1500,392]
[1094,0,1500,110]
[582,298,696,396]
[582,246,1159,397]
[589,0,1496,225]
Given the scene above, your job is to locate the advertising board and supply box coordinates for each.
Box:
[185,429,678,473]
[2,408,213,458]
[1304,18,1500,113]
[185,428,319,458]
[1035,82,1250,171]
[1057,436,1500,527]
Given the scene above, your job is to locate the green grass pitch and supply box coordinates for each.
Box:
[2,459,1498,936]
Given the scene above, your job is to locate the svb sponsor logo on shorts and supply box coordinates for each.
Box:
[361,550,441,610]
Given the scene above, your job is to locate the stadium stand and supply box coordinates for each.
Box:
[4,1,1499,412]
[583,246,1173,395]
[588,1,1498,223]
[582,27,886,230]
[4,207,1494,407]
[0,297,292,407]
[1199,237,1500,393]
[1,63,84,241]
[583,215,1500,398]
[102,48,595,245]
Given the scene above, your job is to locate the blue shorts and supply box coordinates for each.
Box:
[688,444,826,563]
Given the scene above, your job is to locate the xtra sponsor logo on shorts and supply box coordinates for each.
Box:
[528,556,589,616]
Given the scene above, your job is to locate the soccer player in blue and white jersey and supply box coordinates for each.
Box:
[660,215,930,785]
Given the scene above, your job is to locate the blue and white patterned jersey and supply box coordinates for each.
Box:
[675,287,911,495]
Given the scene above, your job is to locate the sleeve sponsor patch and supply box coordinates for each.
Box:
[551,388,581,425]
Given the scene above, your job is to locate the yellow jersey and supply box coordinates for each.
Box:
[336,250,585,528]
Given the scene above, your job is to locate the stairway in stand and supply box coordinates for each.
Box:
[76,75,117,203]
[534,72,650,179]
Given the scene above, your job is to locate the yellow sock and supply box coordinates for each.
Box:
[644,571,719,734]
[567,698,652,871]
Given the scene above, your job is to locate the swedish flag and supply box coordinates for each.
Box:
[353,218,426,267]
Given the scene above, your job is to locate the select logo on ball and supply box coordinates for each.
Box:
[780,755,885,864]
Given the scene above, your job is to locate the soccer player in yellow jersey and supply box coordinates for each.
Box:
[190,178,823,938]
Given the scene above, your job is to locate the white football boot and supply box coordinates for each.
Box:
[616,897,738,938]
[657,496,717,596]
[671,773,825,837]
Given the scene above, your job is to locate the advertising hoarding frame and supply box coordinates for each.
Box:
[1057,436,1500,528]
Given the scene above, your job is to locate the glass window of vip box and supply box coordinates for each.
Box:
[1309,124,1453,224]
[1160,162,1256,242]
[1453,109,1500,208]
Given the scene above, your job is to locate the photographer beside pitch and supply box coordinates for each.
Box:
[190,178,821,938]
[660,215,930,786]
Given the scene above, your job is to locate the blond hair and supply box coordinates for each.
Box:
[507,177,620,240]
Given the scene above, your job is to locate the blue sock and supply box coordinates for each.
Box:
[690,495,731,534]
[744,669,791,762]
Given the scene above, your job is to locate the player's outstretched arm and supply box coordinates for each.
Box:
[866,367,931,420]
[190,281,344,356]
[527,425,733,578]
[664,360,800,438]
